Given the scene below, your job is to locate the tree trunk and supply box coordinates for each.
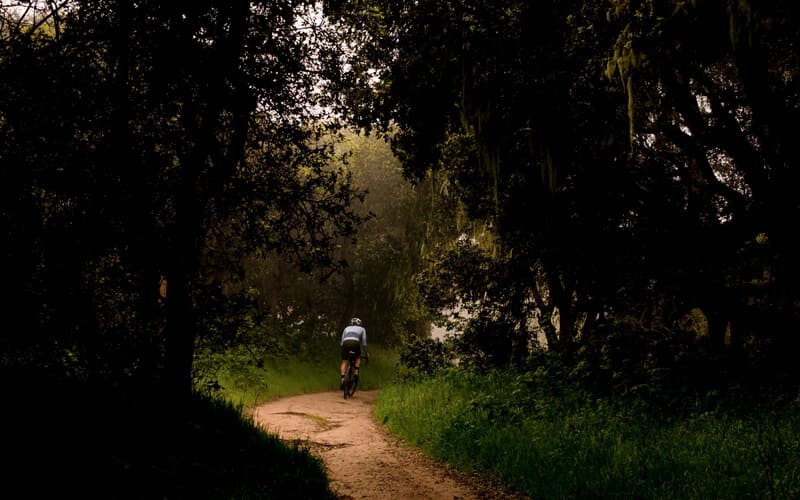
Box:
[159,1,251,399]
[548,270,576,350]
[162,178,204,398]
[163,268,196,398]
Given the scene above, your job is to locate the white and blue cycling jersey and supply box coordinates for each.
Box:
[340,325,367,346]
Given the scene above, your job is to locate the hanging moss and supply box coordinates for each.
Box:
[727,0,755,50]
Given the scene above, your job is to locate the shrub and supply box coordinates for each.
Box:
[399,335,453,376]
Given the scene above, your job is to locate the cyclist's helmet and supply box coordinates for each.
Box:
[350,317,362,326]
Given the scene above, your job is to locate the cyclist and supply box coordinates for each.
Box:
[340,317,368,389]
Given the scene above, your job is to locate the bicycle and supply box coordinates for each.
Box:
[342,348,358,399]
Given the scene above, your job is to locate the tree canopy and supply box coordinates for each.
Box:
[2,0,799,399]
[1,0,363,395]
[327,0,800,383]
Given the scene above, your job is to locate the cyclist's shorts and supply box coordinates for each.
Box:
[341,339,361,360]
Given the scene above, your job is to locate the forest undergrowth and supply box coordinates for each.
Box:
[377,368,800,499]
[376,334,800,500]
[3,367,335,499]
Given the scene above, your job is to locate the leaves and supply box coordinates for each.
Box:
[0,1,365,389]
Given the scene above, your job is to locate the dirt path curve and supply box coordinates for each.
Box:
[250,390,526,500]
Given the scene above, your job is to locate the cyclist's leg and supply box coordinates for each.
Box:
[345,354,356,397]
[352,344,362,378]
[342,341,361,377]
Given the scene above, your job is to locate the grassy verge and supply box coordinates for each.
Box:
[5,342,398,498]
[201,341,400,407]
[5,369,335,499]
[376,369,800,499]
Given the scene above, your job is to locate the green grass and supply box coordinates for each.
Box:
[375,369,800,499]
[202,341,400,407]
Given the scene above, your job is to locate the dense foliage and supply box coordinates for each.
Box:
[328,0,800,391]
[4,2,800,494]
[0,1,364,395]
[211,131,446,351]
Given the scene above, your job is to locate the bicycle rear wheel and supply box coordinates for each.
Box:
[343,356,358,399]
[343,364,353,399]
[348,367,358,397]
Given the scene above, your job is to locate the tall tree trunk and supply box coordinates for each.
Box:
[163,178,204,398]
[160,2,250,398]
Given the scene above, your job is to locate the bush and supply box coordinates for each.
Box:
[446,314,517,370]
[399,336,453,376]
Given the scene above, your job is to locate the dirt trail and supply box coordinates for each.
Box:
[250,390,526,500]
